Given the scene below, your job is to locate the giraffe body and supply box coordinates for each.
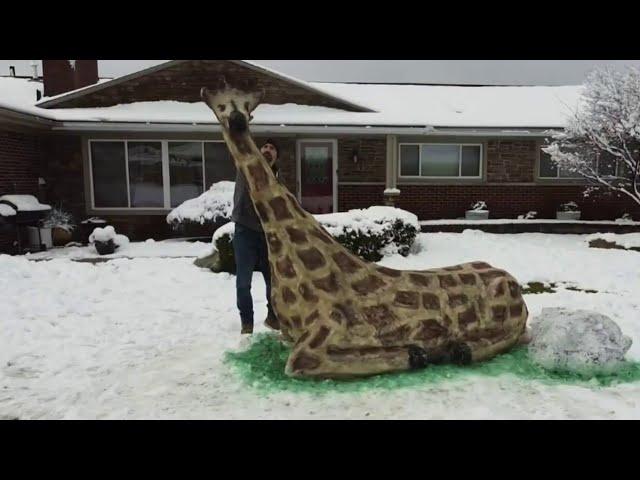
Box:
[201,80,529,378]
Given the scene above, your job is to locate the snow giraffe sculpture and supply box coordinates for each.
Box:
[201,78,529,379]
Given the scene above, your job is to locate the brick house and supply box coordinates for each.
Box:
[1,59,639,253]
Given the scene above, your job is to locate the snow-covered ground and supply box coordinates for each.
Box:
[1,231,640,419]
[25,238,212,261]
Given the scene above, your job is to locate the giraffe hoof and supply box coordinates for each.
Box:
[449,342,472,366]
[408,345,429,370]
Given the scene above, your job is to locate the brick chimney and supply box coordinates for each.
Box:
[42,60,99,97]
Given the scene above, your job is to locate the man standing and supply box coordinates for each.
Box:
[232,139,281,334]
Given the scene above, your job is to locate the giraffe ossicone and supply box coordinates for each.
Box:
[201,80,529,379]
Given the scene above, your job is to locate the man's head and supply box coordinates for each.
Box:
[260,139,279,164]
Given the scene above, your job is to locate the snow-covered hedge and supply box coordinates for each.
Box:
[199,206,420,273]
[166,181,234,231]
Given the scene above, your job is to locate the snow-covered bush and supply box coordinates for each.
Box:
[543,67,640,208]
[200,207,420,272]
[166,181,234,231]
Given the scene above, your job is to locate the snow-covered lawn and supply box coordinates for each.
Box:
[1,231,639,419]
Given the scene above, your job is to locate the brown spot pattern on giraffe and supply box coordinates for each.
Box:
[479,270,507,285]
[422,292,441,310]
[332,302,361,327]
[246,163,270,192]
[304,310,320,327]
[268,197,293,221]
[298,283,319,304]
[292,353,320,371]
[377,266,402,278]
[332,251,363,274]
[266,232,282,254]
[394,291,420,309]
[459,273,478,286]
[276,256,296,278]
[297,247,326,271]
[255,201,270,223]
[472,262,492,269]
[409,274,436,288]
[508,280,521,298]
[285,227,307,244]
[509,302,524,318]
[458,307,478,328]
[309,326,331,348]
[313,272,340,293]
[377,324,411,344]
[414,319,448,340]
[351,275,386,295]
[362,304,394,328]
[282,287,297,304]
[309,228,333,245]
[492,305,507,323]
[448,293,468,308]
[438,275,458,289]
[286,193,308,218]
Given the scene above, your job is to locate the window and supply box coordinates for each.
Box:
[539,150,627,179]
[128,142,164,207]
[90,142,128,207]
[399,143,482,178]
[89,140,235,210]
[539,151,582,179]
[169,142,203,207]
[204,142,236,189]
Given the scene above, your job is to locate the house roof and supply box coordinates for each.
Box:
[35,60,374,113]
[0,62,584,131]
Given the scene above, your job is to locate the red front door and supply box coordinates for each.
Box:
[299,141,334,214]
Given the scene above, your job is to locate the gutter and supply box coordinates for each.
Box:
[51,122,558,136]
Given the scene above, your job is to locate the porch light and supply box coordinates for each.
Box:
[352,148,359,164]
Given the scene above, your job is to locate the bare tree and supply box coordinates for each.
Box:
[543,67,640,207]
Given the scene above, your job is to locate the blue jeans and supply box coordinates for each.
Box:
[232,223,274,327]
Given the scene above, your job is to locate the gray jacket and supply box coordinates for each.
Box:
[232,164,278,232]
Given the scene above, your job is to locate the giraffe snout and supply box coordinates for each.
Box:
[228,109,248,134]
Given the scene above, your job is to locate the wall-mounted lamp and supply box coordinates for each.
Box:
[352,148,359,164]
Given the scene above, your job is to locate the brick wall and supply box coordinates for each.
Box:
[0,128,44,253]
[393,184,640,220]
[338,137,386,182]
[486,140,537,183]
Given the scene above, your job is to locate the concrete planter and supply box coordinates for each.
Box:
[465,210,490,220]
[556,211,581,221]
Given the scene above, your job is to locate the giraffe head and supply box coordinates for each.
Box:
[201,76,264,135]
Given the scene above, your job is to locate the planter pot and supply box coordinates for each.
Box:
[556,211,581,221]
[465,210,490,220]
[94,239,116,255]
[26,226,53,249]
[52,227,73,246]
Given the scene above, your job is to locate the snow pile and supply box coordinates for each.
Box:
[528,308,633,375]
[586,233,640,250]
[89,226,129,248]
[0,204,16,217]
[166,181,235,227]
[0,195,51,212]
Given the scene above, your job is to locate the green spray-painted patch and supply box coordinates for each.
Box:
[224,333,640,395]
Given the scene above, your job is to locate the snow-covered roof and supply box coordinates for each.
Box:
[0,73,583,129]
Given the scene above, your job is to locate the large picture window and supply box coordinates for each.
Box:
[399,143,482,178]
[89,140,235,210]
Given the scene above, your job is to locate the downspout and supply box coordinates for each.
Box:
[384,134,400,206]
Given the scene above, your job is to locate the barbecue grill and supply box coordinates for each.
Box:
[0,195,52,253]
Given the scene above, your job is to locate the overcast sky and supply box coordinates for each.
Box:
[2,60,640,85]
